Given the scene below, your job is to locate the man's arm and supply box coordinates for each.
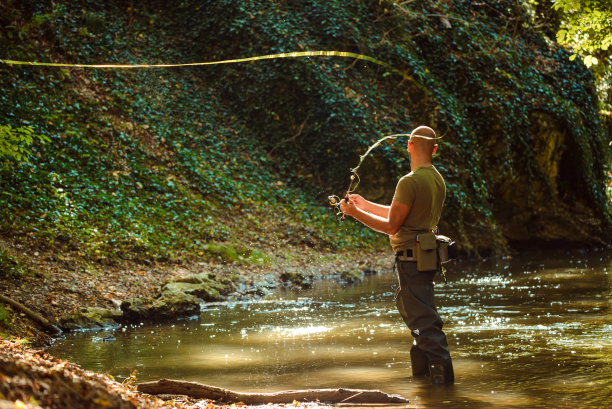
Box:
[340,198,411,236]
[348,194,389,218]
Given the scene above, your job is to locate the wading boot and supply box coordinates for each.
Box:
[410,344,429,377]
[429,358,454,385]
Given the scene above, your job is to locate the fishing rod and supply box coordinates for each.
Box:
[328,133,409,222]
[329,128,449,222]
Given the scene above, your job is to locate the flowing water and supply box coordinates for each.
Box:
[48,250,611,408]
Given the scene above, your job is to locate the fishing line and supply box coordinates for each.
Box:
[0,50,405,76]
[0,49,449,223]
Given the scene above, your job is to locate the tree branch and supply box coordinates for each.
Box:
[137,379,409,405]
[0,294,62,335]
[267,113,310,157]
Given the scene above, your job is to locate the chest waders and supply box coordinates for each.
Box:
[394,248,455,385]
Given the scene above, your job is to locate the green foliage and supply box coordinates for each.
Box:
[246,249,272,267]
[0,305,9,326]
[0,249,31,279]
[552,0,612,67]
[204,242,272,266]
[547,0,612,112]
[204,243,243,264]
[0,0,386,264]
[0,0,608,263]
[0,125,50,162]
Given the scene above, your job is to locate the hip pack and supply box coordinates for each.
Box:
[436,234,457,264]
[415,232,457,271]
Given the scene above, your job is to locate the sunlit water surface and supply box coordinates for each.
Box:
[48,250,611,408]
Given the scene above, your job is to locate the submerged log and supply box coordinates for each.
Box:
[137,379,410,405]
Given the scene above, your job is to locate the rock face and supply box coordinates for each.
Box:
[118,273,238,323]
[491,111,609,249]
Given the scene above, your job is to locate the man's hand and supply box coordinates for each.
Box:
[339,197,357,217]
[347,194,366,208]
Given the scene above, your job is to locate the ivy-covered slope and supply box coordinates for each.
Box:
[0,0,609,268]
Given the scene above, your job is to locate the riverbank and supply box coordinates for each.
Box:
[0,246,390,409]
[0,244,392,346]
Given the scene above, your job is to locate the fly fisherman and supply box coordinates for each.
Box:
[340,126,454,385]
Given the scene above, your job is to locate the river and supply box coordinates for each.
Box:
[48,249,611,408]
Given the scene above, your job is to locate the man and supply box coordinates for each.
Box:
[340,125,454,385]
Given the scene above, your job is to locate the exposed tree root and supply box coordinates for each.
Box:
[138,379,410,405]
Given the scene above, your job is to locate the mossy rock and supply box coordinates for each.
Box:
[163,272,234,301]
[279,271,304,284]
[120,290,200,323]
[162,281,222,302]
[58,307,123,331]
[279,271,313,289]
[340,269,365,285]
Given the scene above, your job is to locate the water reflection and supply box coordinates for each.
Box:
[48,250,611,408]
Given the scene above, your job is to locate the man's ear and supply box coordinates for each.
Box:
[432,144,438,155]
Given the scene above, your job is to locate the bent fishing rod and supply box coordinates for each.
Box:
[328,133,409,222]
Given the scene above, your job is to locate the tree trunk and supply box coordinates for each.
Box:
[137,379,409,405]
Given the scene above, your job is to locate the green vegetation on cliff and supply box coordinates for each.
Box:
[0,0,610,270]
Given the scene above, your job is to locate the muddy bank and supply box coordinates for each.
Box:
[0,247,392,344]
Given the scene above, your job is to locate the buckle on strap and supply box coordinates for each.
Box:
[395,249,415,261]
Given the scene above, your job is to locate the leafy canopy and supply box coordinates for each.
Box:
[553,0,612,67]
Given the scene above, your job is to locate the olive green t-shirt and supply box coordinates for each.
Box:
[389,165,446,252]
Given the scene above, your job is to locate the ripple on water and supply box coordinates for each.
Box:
[47,250,612,409]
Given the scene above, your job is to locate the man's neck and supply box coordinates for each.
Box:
[410,157,433,171]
